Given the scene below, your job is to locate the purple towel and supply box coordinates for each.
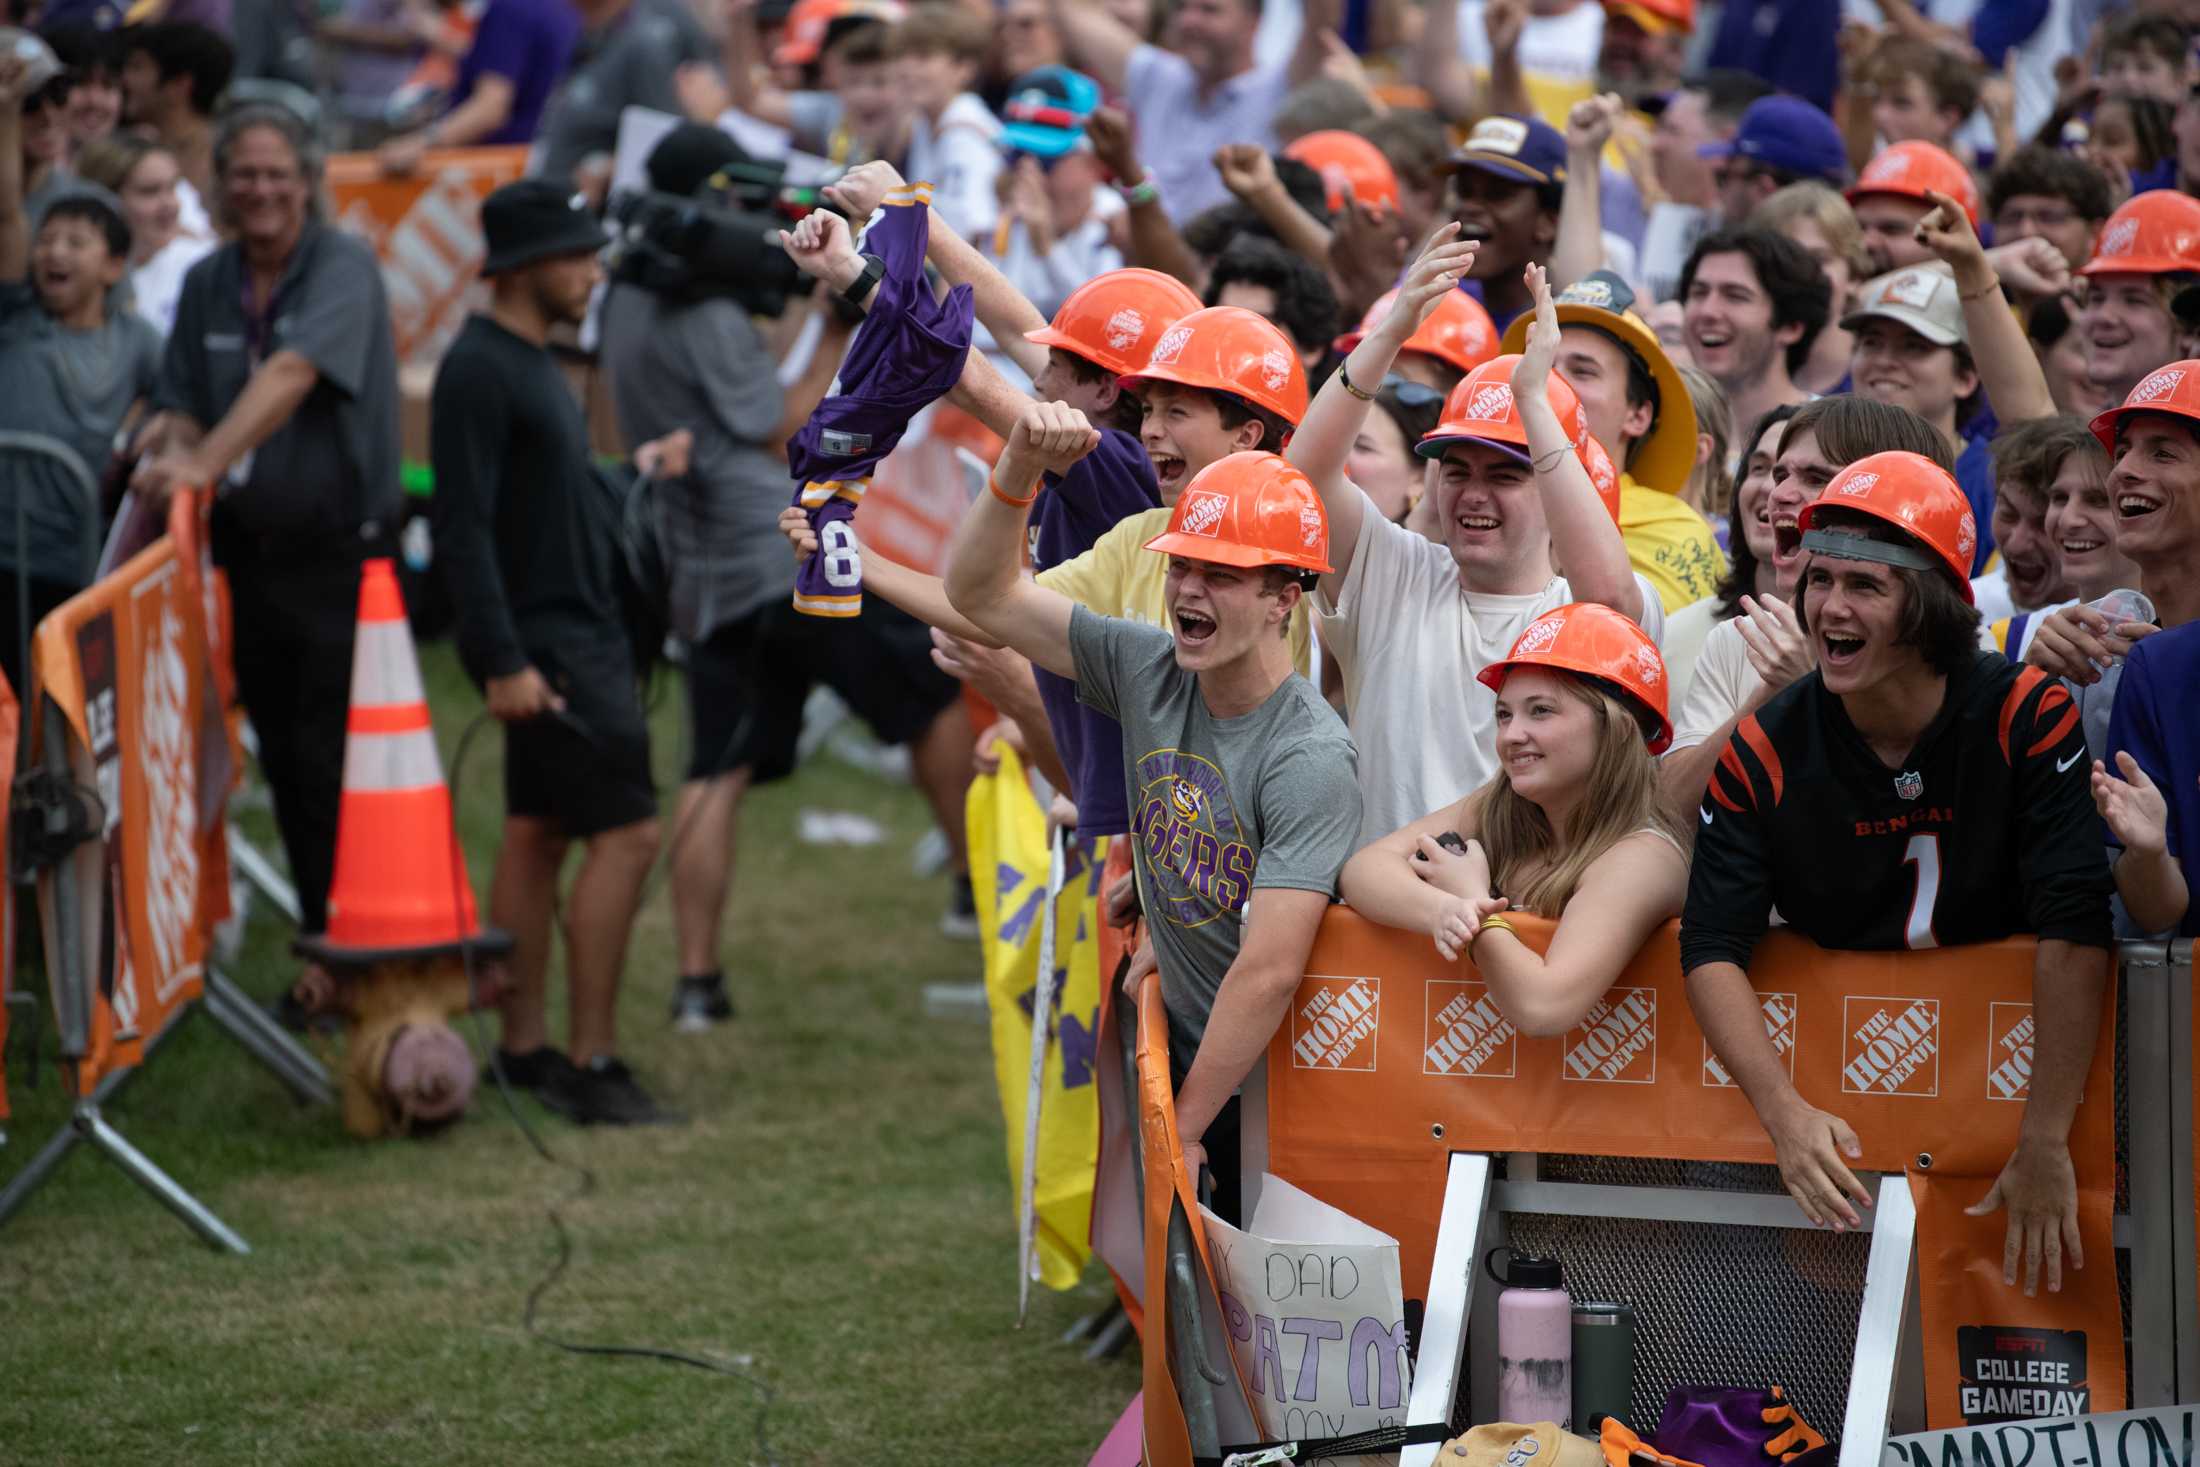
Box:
[1650,1385,1826,1467]
[788,184,976,616]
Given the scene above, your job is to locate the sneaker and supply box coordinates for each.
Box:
[483,1045,574,1092]
[939,873,981,941]
[669,974,734,1032]
[547,1055,683,1127]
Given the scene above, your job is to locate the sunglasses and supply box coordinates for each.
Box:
[1382,375,1447,409]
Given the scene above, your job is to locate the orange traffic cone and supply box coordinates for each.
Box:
[296,559,509,967]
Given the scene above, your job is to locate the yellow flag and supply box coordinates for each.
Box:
[968,743,1105,1290]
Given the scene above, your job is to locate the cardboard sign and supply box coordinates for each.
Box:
[1262,909,2124,1430]
[1201,1175,1410,1467]
[1884,1404,2200,1467]
[324,147,530,371]
[31,529,235,1093]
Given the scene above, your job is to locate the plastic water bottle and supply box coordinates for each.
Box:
[1488,1248,1573,1427]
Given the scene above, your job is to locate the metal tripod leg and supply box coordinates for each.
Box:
[201,968,335,1108]
[0,1090,249,1253]
[225,823,302,925]
[82,1105,249,1253]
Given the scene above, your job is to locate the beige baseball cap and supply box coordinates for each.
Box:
[1840,263,1966,347]
[1438,1422,1610,1467]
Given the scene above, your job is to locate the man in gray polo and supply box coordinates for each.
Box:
[133,102,400,963]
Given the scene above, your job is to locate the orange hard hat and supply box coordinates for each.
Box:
[2079,189,2200,278]
[1332,287,1500,376]
[1416,355,1588,464]
[1577,432,1623,525]
[1282,130,1400,215]
[1475,601,1674,753]
[1604,0,1694,33]
[1846,141,1980,227]
[1120,305,1310,426]
[1795,450,1976,600]
[1025,267,1202,378]
[2089,358,2200,455]
[1142,451,1333,575]
[772,0,903,66]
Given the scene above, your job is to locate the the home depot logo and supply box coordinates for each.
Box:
[1291,976,1380,1071]
[1562,988,1656,1083]
[1465,384,1514,421]
[1180,489,1230,537]
[1841,996,1941,1097]
[2131,367,2186,404]
[1986,1003,2034,1101]
[1105,308,1145,351]
[1705,991,1796,1087]
[1423,981,1516,1079]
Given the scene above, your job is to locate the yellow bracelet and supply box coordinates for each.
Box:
[987,470,1039,507]
[1472,914,1516,946]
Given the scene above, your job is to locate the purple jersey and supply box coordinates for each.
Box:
[788,185,975,617]
[1029,428,1159,839]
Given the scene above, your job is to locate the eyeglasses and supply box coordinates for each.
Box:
[1381,375,1447,409]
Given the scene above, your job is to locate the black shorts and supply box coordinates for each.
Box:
[685,595,960,784]
[504,637,659,837]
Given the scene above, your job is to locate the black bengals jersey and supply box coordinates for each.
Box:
[1680,652,2114,973]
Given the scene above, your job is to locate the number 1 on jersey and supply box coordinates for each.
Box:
[1902,833,1941,950]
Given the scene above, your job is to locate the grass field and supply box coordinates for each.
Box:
[0,643,1138,1466]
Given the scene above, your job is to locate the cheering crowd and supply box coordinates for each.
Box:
[2,0,2199,1293]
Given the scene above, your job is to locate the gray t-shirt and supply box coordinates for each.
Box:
[1070,605,1362,1055]
[532,0,714,185]
[0,282,162,587]
[598,282,788,635]
[154,225,401,561]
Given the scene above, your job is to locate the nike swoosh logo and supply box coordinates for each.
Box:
[1699,806,1714,825]
[2057,750,2084,773]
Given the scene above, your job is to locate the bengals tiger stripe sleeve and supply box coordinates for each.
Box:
[2002,668,2117,949]
[1677,712,1780,975]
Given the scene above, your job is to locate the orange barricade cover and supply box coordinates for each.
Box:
[325,147,530,371]
[1261,909,2124,1428]
[30,518,235,1094]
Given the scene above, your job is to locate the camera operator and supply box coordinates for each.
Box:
[598,123,975,1030]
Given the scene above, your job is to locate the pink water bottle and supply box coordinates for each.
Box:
[1487,1249,1573,1428]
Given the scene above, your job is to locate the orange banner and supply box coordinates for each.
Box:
[1262,910,2122,1428]
[31,528,235,1094]
[325,147,530,371]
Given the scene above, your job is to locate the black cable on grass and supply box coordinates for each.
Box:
[445,708,779,1467]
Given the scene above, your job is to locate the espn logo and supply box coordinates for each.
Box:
[1986,1002,2033,1102]
[1563,988,1656,1084]
[1841,996,1941,1097]
[1423,981,1516,1079]
[1704,991,1796,1088]
[1292,976,1380,1071]
[1180,489,1230,537]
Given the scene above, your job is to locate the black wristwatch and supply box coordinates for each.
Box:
[841,252,885,305]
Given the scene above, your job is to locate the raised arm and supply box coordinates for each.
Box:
[716,0,796,128]
[1044,0,1140,94]
[1551,94,1621,289]
[1512,264,1641,619]
[943,402,1100,678]
[0,56,28,285]
[1215,144,1335,265]
[1411,0,1481,122]
[1290,224,1476,599]
[1087,106,1204,287]
[1914,190,2056,424]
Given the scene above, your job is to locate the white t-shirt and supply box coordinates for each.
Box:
[1970,564,2014,624]
[1667,616,1762,753]
[1316,495,1667,845]
[129,232,217,340]
[1451,0,1604,106]
[176,178,211,240]
[1660,595,1721,712]
[904,92,1003,243]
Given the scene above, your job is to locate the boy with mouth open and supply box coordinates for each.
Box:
[943,407,1360,1225]
[1287,229,1659,845]
[1683,449,2114,1298]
